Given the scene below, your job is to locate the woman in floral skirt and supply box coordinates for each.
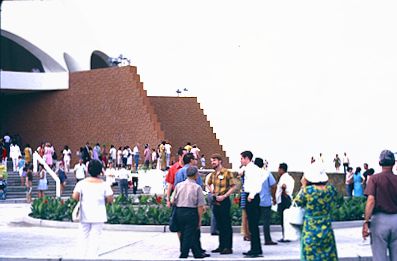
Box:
[294,165,338,261]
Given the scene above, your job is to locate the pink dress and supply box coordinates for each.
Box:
[44,146,54,166]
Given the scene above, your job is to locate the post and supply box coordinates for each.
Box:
[33,151,61,198]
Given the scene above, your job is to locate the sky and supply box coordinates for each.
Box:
[3,0,397,171]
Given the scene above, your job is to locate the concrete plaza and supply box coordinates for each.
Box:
[0,203,372,261]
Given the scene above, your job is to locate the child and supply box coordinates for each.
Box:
[18,156,26,186]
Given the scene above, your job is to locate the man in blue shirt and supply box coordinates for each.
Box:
[255,158,277,246]
[174,153,203,187]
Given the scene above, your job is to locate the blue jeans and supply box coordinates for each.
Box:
[134,155,139,171]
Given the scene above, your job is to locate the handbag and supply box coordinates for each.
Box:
[284,201,305,226]
[72,201,81,222]
[169,206,179,232]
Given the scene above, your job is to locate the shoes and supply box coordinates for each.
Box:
[244,253,263,258]
[211,232,219,236]
[179,255,188,258]
[201,249,206,254]
[194,253,210,258]
[278,239,291,243]
[211,248,222,253]
[243,236,251,241]
[243,251,252,255]
[220,248,233,255]
[264,241,278,245]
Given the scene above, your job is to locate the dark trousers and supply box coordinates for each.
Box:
[213,196,233,250]
[261,206,273,243]
[134,155,139,171]
[278,194,292,239]
[175,207,202,258]
[246,194,262,254]
[345,183,353,197]
[343,163,349,174]
[132,177,138,194]
[119,179,128,198]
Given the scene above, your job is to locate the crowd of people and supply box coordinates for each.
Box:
[1,134,396,260]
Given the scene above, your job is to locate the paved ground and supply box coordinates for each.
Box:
[0,204,372,261]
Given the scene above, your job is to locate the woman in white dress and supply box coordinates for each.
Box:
[72,159,113,258]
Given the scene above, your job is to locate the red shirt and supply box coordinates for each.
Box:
[165,162,183,190]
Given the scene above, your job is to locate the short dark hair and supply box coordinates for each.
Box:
[279,163,288,172]
[254,158,264,168]
[183,153,195,165]
[187,166,198,177]
[88,160,103,177]
[241,151,253,161]
[347,167,353,172]
[210,153,223,161]
[177,147,185,156]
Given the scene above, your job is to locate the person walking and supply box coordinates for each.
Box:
[143,144,151,169]
[240,151,264,258]
[24,144,32,164]
[363,150,397,261]
[133,143,140,172]
[255,158,277,245]
[73,159,87,183]
[10,142,21,172]
[208,154,236,255]
[62,145,72,173]
[172,166,209,259]
[295,164,338,261]
[57,161,68,195]
[72,159,113,259]
[275,162,295,243]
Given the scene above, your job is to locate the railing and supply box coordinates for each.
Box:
[33,152,61,198]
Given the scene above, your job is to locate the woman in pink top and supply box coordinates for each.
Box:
[44,142,54,167]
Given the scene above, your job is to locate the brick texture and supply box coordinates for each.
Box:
[1,66,230,167]
[149,96,231,168]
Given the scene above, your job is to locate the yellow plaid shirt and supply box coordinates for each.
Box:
[208,168,235,196]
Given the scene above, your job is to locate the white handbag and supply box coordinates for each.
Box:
[285,201,305,226]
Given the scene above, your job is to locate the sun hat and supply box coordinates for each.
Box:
[303,164,329,183]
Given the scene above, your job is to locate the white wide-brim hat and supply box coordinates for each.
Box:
[303,164,329,183]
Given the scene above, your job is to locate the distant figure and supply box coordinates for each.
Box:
[159,141,166,170]
[184,142,192,152]
[319,153,325,164]
[74,159,86,183]
[143,144,151,169]
[200,155,206,169]
[57,161,67,195]
[363,150,397,261]
[62,145,72,173]
[345,167,354,197]
[353,167,364,197]
[109,145,117,165]
[10,143,21,172]
[37,164,48,198]
[165,141,172,168]
[133,143,140,172]
[24,144,32,164]
[342,152,350,174]
[333,154,341,172]
[43,142,54,167]
[151,148,157,169]
[191,144,200,159]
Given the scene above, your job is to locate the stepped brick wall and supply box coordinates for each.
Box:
[1,66,164,162]
[149,96,231,168]
[1,66,230,168]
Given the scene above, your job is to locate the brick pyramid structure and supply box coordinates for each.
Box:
[1,66,231,167]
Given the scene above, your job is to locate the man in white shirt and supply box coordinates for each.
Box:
[132,144,140,172]
[109,145,117,165]
[74,159,87,182]
[343,152,350,174]
[10,143,21,172]
[240,151,264,258]
[117,166,130,198]
[275,163,295,242]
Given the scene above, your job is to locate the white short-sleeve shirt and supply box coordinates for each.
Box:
[73,180,113,223]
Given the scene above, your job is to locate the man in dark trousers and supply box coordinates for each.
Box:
[240,151,264,258]
[207,154,236,255]
[363,150,397,261]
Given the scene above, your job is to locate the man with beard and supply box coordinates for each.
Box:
[207,154,236,255]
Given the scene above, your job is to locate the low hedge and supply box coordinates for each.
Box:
[30,194,366,225]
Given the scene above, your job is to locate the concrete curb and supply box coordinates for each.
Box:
[0,257,373,261]
[22,216,364,233]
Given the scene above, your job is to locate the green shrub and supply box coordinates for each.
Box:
[30,194,366,225]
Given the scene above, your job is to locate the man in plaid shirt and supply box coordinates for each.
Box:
[207,154,236,255]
